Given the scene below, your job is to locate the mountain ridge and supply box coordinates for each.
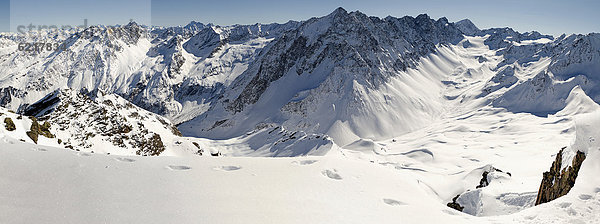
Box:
[0,8,598,148]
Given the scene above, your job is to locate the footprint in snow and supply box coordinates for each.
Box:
[76,152,91,157]
[558,202,572,208]
[383,198,406,206]
[292,160,318,165]
[114,157,136,162]
[567,208,578,216]
[578,194,593,200]
[167,165,192,171]
[31,147,47,152]
[213,166,241,171]
[321,169,342,180]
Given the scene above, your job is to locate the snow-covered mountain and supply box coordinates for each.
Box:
[0,20,299,124]
[1,8,598,146]
[180,8,600,147]
[1,7,600,224]
[181,8,466,144]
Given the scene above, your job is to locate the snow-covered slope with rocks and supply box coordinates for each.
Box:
[1,87,599,224]
[1,88,330,157]
[0,21,299,124]
[181,8,600,149]
[1,89,200,156]
[180,8,467,145]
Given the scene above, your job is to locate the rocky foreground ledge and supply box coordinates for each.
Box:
[535,147,586,205]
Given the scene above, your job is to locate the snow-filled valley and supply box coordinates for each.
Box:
[1,7,600,224]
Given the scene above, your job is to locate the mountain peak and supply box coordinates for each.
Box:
[457,19,475,26]
[184,21,205,28]
[329,7,348,16]
[124,21,140,28]
[415,13,432,21]
[455,19,480,35]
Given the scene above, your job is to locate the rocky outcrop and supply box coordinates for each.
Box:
[4,117,16,131]
[477,167,511,189]
[21,89,184,155]
[0,87,27,108]
[447,165,511,213]
[26,117,55,144]
[447,195,464,212]
[535,147,586,205]
[134,133,166,156]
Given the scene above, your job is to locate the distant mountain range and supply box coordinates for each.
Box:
[0,7,598,153]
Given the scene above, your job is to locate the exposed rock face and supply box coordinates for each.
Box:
[447,195,464,212]
[447,165,512,214]
[535,147,586,205]
[184,8,467,142]
[4,117,16,131]
[454,19,480,36]
[224,8,464,114]
[26,117,55,144]
[134,133,166,156]
[477,167,510,189]
[21,89,183,155]
[0,87,27,108]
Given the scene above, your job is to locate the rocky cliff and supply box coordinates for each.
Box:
[535,147,586,205]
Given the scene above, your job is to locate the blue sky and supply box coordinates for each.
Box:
[2,0,599,36]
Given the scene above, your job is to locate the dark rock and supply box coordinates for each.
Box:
[0,87,27,108]
[192,142,203,156]
[535,147,586,205]
[135,133,166,156]
[192,142,201,149]
[26,131,38,144]
[477,171,491,189]
[4,117,16,131]
[476,166,509,189]
[26,117,55,144]
[22,91,61,117]
[447,195,464,212]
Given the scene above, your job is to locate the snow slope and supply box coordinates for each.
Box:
[1,94,599,223]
